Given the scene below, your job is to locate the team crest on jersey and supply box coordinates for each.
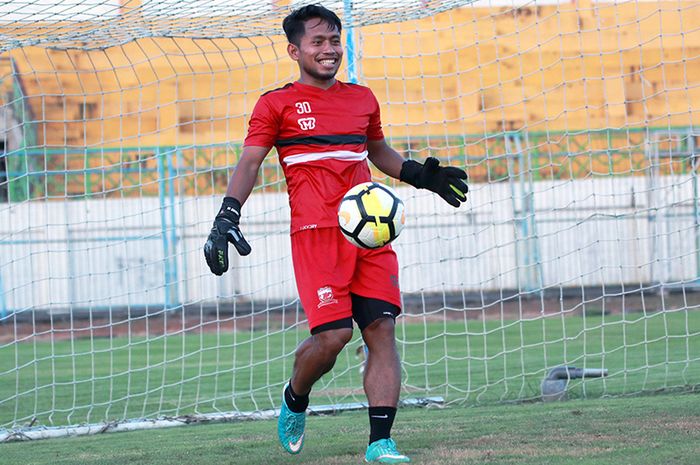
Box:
[317,286,338,308]
[297,117,316,131]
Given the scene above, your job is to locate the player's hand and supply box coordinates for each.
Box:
[204,197,251,276]
[400,157,469,207]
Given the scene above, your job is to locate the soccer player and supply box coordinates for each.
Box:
[203,4,468,463]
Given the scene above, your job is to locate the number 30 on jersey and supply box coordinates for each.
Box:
[295,101,312,114]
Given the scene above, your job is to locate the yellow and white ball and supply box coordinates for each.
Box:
[337,182,405,249]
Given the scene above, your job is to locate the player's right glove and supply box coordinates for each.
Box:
[204,197,251,276]
[399,157,469,207]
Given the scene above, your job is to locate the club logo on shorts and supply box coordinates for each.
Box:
[317,286,338,308]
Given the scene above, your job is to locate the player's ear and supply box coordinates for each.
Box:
[287,43,299,61]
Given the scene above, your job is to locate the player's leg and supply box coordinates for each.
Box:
[279,321,352,454]
[354,297,401,407]
[350,245,410,463]
[289,320,353,398]
[362,316,400,406]
[353,296,409,463]
[279,228,356,454]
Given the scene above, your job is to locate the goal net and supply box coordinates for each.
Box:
[1,0,700,439]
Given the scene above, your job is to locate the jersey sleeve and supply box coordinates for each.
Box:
[243,95,280,148]
[367,90,385,141]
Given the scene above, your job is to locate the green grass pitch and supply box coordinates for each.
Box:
[1,393,699,464]
[1,309,699,430]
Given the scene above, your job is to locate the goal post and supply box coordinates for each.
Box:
[1,0,700,440]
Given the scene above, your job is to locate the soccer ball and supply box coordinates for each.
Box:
[337,182,405,249]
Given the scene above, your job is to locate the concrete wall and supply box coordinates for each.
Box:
[1,176,697,312]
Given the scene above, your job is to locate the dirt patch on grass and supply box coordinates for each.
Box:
[432,443,616,459]
[637,417,700,434]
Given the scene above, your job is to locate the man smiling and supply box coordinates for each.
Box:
[203,4,468,463]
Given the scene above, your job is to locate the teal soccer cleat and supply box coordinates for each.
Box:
[277,383,306,454]
[365,438,411,463]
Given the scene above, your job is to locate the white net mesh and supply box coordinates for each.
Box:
[0,0,468,50]
[1,0,700,438]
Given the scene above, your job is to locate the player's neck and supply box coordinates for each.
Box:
[296,76,337,90]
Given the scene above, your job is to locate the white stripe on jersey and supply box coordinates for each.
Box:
[283,150,368,166]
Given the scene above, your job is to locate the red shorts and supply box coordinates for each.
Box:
[291,227,402,332]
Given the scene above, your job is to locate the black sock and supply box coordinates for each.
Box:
[284,382,309,413]
[368,406,397,444]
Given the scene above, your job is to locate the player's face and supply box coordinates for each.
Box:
[289,19,343,86]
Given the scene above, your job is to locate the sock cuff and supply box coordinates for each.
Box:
[368,406,397,415]
[285,381,309,414]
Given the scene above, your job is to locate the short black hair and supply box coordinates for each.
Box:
[283,4,342,46]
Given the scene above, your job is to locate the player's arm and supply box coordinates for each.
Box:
[203,145,270,275]
[367,138,405,179]
[226,145,270,203]
[367,138,469,208]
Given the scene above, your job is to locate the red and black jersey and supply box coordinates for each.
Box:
[244,80,384,234]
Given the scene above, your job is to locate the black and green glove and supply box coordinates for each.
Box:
[400,157,469,207]
[204,197,251,276]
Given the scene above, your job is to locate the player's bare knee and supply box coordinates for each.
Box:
[364,316,395,334]
[362,318,396,349]
[314,327,353,356]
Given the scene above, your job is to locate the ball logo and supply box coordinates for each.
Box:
[316,286,338,308]
[338,211,351,227]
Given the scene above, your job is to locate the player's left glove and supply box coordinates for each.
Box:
[399,157,468,207]
[204,197,251,276]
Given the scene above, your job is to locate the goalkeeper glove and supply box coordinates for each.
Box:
[399,157,469,207]
[204,197,251,276]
